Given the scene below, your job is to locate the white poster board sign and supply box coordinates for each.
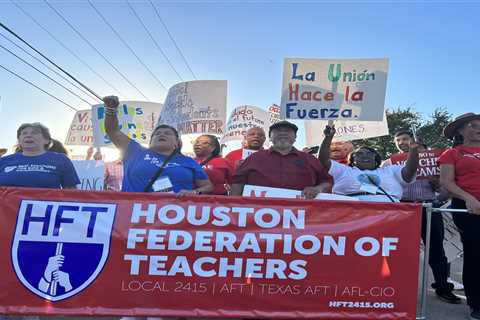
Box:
[92,101,162,147]
[72,160,105,191]
[281,58,389,121]
[158,80,227,135]
[242,185,358,201]
[65,109,93,145]
[305,111,389,145]
[221,105,270,143]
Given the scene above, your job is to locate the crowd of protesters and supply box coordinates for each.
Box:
[0,95,479,319]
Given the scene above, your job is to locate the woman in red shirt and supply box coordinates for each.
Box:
[439,113,480,319]
[193,135,232,195]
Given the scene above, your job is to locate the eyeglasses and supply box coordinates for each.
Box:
[193,141,213,146]
[466,122,480,130]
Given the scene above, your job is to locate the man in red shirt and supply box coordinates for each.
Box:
[231,121,330,199]
[224,127,266,172]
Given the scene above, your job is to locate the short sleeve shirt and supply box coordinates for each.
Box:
[438,146,480,200]
[233,147,329,190]
[122,140,208,193]
[196,157,233,195]
[0,151,80,189]
[329,160,412,202]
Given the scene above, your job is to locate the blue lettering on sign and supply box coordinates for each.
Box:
[286,102,354,119]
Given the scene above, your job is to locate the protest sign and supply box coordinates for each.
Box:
[221,105,270,143]
[72,160,104,191]
[92,101,162,147]
[243,184,358,201]
[268,104,281,124]
[390,149,444,179]
[281,58,388,121]
[65,110,93,145]
[0,187,420,319]
[305,111,389,145]
[158,80,227,135]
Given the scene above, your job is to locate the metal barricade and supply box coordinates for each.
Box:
[416,203,469,320]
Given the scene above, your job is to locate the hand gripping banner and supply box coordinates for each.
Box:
[0,187,422,319]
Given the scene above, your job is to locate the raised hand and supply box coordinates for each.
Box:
[323,125,336,138]
[103,95,119,109]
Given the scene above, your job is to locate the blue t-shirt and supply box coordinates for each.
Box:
[122,141,208,193]
[0,152,80,189]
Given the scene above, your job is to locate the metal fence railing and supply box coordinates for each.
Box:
[417,203,468,320]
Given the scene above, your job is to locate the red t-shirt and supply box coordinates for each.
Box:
[437,145,480,200]
[195,157,233,195]
[233,147,330,191]
[224,148,243,172]
[224,148,263,174]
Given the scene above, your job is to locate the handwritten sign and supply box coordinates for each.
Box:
[281,58,389,121]
[159,80,227,135]
[92,101,162,147]
[243,185,358,201]
[65,110,93,145]
[221,105,270,143]
[305,111,389,145]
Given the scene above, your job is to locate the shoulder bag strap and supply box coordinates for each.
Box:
[144,149,178,192]
[366,175,396,203]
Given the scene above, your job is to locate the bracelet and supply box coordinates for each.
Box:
[105,107,118,116]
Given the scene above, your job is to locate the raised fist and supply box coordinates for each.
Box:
[103,95,119,109]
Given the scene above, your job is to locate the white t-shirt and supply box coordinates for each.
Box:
[329,160,414,202]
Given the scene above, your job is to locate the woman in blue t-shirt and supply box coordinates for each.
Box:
[103,96,213,194]
[0,123,80,189]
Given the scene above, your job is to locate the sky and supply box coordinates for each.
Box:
[1,0,479,157]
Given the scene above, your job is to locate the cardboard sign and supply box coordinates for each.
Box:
[281,58,389,121]
[305,111,389,145]
[65,110,93,146]
[158,80,227,135]
[0,187,420,319]
[92,101,162,147]
[221,105,270,143]
[243,184,358,201]
[390,149,445,179]
[71,160,105,191]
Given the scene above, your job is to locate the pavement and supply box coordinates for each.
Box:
[419,253,467,320]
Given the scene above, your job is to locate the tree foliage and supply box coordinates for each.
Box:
[354,107,453,159]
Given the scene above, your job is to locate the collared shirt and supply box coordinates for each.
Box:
[233,147,329,190]
[401,179,436,202]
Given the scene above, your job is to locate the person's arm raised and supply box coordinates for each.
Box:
[103,96,130,153]
[318,125,335,170]
[401,142,420,183]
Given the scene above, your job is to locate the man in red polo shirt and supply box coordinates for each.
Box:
[224,126,266,172]
[231,121,330,199]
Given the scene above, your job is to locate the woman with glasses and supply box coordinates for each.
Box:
[0,122,79,189]
[193,135,232,195]
[318,125,419,202]
[438,113,480,319]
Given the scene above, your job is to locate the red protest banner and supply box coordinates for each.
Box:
[390,149,445,179]
[0,187,421,319]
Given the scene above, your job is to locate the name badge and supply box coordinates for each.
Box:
[152,177,173,193]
